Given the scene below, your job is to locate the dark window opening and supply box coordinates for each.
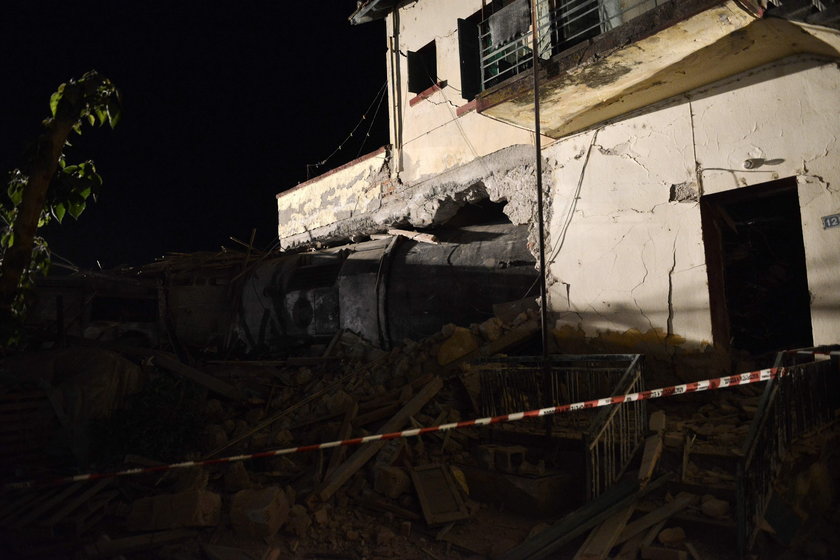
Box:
[408,40,438,94]
[458,10,485,101]
[701,178,813,356]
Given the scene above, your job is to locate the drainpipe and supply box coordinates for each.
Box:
[387,10,403,178]
[530,0,549,358]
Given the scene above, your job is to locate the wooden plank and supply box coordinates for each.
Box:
[641,520,667,549]
[573,504,635,560]
[638,434,664,488]
[501,475,672,560]
[615,531,646,560]
[325,402,358,479]
[388,228,439,244]
[317,377,443,502]
[501,479,639,560]
[352,402,400,427]
[83,529,197,558]
[616,493,695,545]
[685,542,703,560]
[11,482,86,528]
[40,479,111,527]
[153,353,244,400]
[639,411,666,488]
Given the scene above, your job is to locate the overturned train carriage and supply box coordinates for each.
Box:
[237,223,537,352]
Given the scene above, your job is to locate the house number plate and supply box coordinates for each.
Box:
[823,214,840,229]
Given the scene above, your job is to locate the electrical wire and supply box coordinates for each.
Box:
[305,82,387,179]
[355,83,388,159]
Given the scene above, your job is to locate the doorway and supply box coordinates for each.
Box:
[700,178,813,354]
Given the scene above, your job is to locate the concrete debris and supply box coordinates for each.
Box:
[437,326,480,365]
[230,486,290,538]
[127,490,221,531]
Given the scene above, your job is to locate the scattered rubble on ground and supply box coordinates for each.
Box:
[1,307,839,559]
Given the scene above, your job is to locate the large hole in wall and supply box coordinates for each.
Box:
[437,197,510,229]
[701,177,813,356]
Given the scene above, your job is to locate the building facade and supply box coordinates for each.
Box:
[277,0,840,376]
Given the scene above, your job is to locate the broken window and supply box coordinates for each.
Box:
[407,40,438,94]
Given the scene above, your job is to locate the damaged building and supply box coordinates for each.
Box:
[276,0,840,377]
[3,1,840,559]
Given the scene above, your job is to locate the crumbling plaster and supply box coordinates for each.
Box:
[543,55,840,352]
[276,143,544,250]
[276,149,390,248]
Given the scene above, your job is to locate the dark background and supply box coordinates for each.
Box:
[0,2,389,268]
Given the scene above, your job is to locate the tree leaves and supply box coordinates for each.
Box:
[2,70,120,339]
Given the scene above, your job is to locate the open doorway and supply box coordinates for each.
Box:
[701,177,813,355]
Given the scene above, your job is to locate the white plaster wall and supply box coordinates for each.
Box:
[545,55,840,348]
[389,0,541,184]
[276,150,388,247]
[545,101,711,347]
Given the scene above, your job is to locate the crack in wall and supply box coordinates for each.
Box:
[666,233,678,339]
[631,237,655,333]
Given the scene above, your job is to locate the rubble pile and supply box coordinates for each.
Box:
[1,311,839,560]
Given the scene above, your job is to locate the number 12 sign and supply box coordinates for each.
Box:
[823,214,840,229]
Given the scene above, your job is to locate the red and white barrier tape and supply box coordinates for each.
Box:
[5,367,780,490]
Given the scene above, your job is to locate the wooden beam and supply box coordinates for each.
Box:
[317,377,443,502]
[638,434,664,488]
[573,504,635,560]
[153,353,244,400]
[83,529,197,558]
[388,228,439,244]
[616,493,695,545]
[325,402,358,479]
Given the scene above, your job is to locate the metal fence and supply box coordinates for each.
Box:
[479,0,664,91]
[736,348,840,556]
[477,354,646,499]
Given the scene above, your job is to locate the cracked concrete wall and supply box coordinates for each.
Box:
[544,55,840,357]
[390,0,541,184]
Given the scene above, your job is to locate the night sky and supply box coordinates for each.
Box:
[1,2,389,269]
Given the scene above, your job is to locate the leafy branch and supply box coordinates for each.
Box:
[0,70,121,344]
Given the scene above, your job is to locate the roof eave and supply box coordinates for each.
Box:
[349,0,397,25]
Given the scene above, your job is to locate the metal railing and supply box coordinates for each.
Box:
[584,354,646,498]
[477,354,646,499]
[479,0,665,91]
[736,348,840,557]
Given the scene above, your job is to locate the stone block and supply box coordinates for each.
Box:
[230,487,289,538]
[657,527,686,545]
[127,490,220,531]
[700,495,730,518]
[374,466,411,499]
[168,489,221,528]
[224,462,251,492]
[437,327,479,365]
[478,317,504,342]
[287,504,311,538]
